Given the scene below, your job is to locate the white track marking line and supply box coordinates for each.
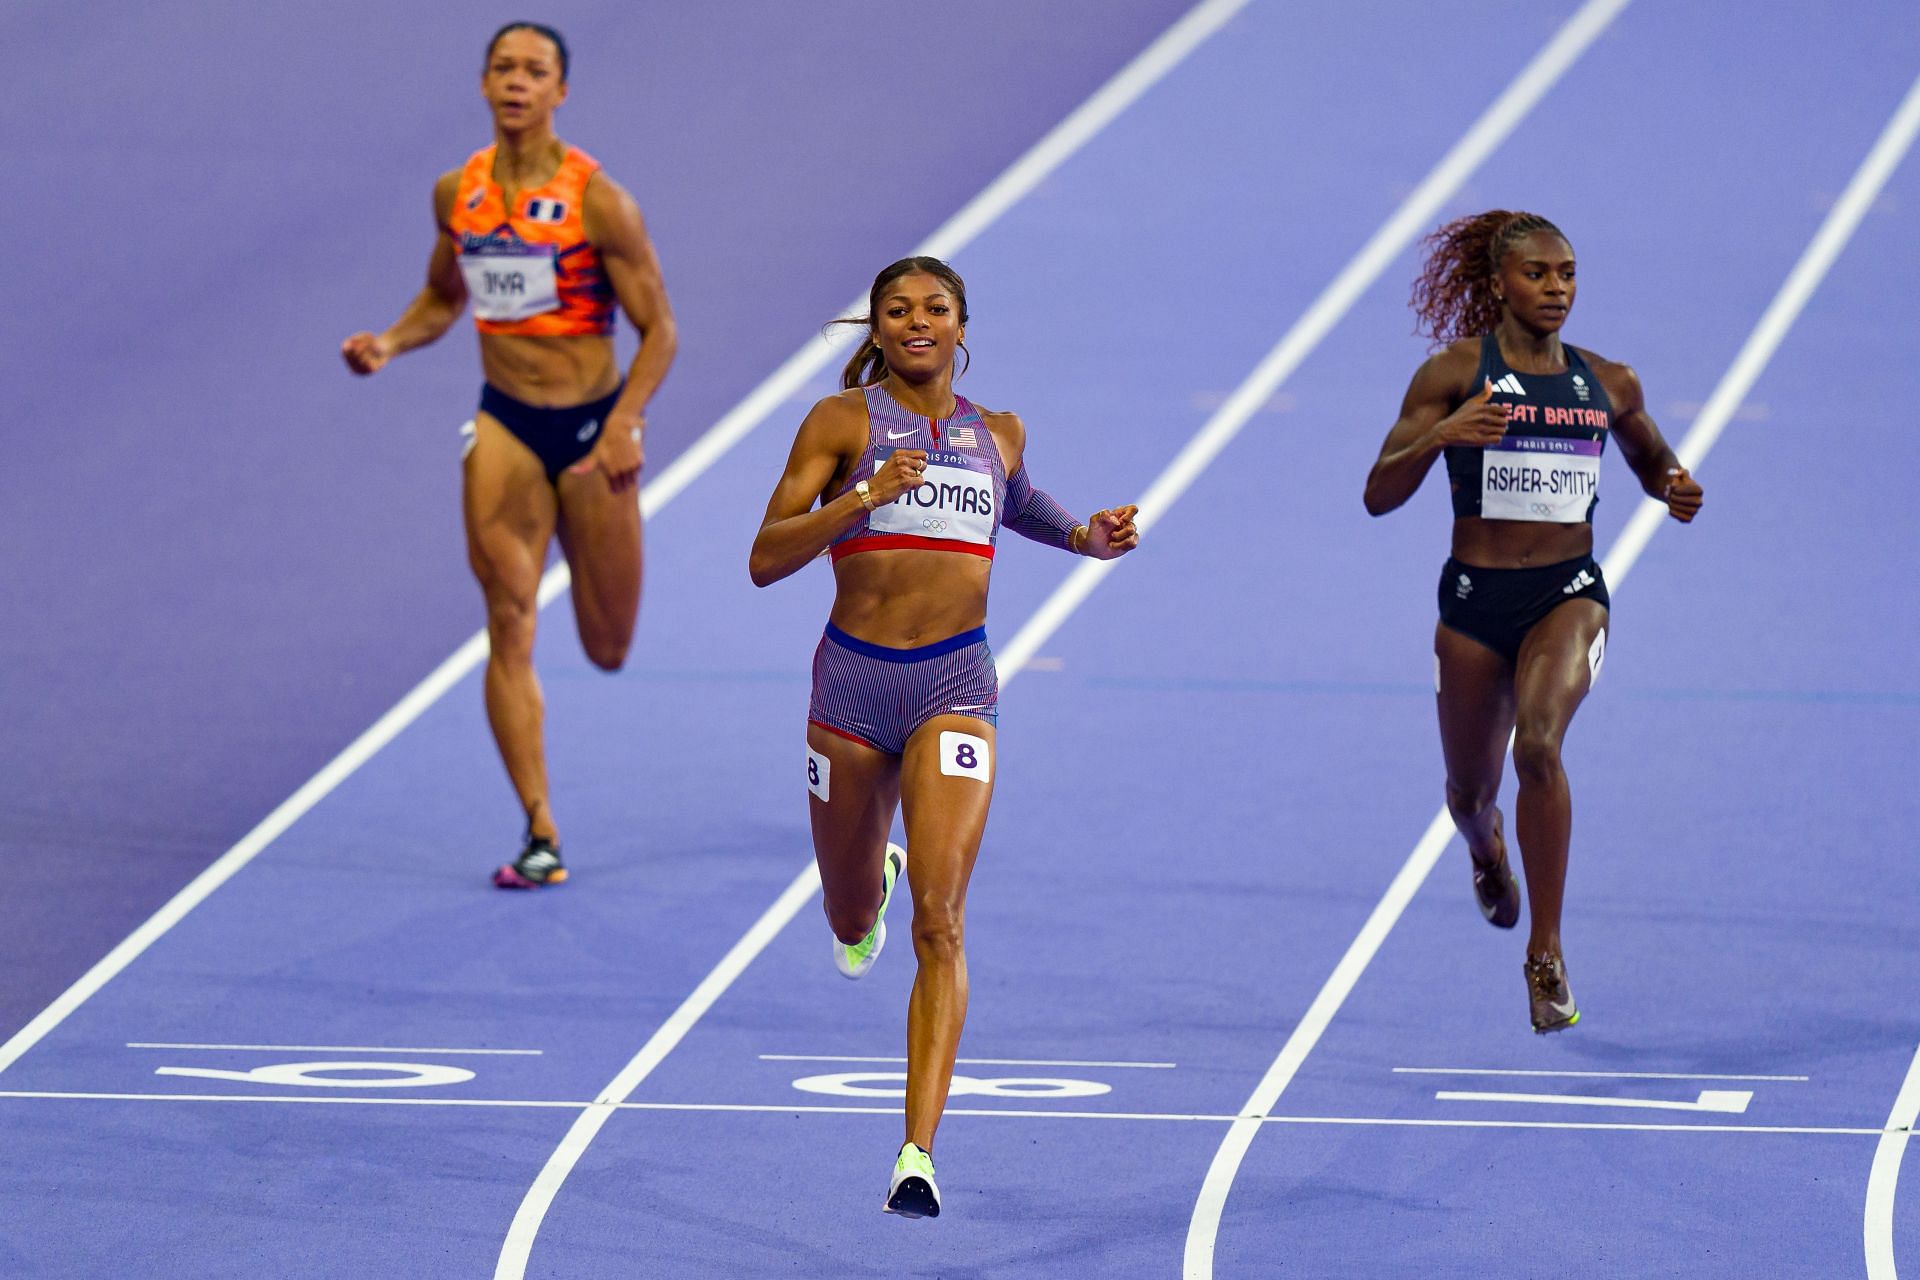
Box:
[998,0,1625,677]
[490,6,1254,1273]
[494,864,820,1277]
[1866,1042,1920,1279]
[759,1054,1176,1068]
[0,1092,585,1108]
[1395,1067,1807,1082]
[1187,64,1920,1280]
[1180,2,1634,1267]
[125,1043,542,1056]
[1436,1088,1753,1114]
[1606,70,1920,587]
[0,1090,1899,1139]
[0,0,1254,1087]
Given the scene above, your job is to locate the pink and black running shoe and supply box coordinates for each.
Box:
[493,835,567,889]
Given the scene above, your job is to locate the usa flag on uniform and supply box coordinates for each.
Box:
[524,198,568,223]
[947,425,977,449]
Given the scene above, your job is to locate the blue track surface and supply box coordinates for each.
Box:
[0,0,1195,1042]
[5,2,1918,1277]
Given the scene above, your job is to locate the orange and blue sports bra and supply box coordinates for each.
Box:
[447,144,616,337]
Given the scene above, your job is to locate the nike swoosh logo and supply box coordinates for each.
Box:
[950,704,994,712]
[886,428,917,440]
[1549,999,1576,1017]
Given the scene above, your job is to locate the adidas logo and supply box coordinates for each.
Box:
[1562,568,1596,595]
[1491,374,1526,396]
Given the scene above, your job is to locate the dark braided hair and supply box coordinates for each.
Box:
[832,256,971,390]
[1410,210,1566,347]
[486,22,570,82]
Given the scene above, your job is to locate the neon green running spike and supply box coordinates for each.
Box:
[834,843,904,980]
[885,1141,941,1218]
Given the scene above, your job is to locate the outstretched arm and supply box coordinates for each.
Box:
[341,172,468,375]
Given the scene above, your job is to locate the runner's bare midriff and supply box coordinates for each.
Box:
[1450,516,1594,569]
[829,550,991,647]
[479,332,621,406]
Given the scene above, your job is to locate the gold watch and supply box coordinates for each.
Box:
[855,479,875,511]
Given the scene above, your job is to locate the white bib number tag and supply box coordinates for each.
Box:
[869,449,995,546]
[938,731,991,782]
[1479,436,1601,522]
[806,746,831,802]
[459,247,560,322]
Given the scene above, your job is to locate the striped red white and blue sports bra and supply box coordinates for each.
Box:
[829,384,1009,563]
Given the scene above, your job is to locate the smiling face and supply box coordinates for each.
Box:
[1493,230,1577,334]
[872,272,965,379]
[482,28,568,133]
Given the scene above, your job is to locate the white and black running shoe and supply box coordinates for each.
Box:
[884,1142,941,1219]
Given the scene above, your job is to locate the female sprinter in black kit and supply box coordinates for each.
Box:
[1365,211,1702,1032]
[751,257,1139,1216]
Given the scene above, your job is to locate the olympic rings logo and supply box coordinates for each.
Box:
[1528,502,1562,516]
[922,518,949,533]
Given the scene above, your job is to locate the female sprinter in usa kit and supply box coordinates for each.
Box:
[750,257,1139,1218]
[1364,211,1703,1034]
[342,23,675,888]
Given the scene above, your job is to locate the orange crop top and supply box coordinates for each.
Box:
[447,144,617,337]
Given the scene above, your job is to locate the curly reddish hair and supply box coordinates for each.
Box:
[1410,210,1566,347]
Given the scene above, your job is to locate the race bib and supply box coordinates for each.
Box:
[458,245,560,322]
[938,731,991,782]
[869,448,995,545]
[1479,436,1601,522]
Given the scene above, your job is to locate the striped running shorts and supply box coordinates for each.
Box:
[808,623,998,755]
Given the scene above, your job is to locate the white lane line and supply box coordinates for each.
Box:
[1178,5,1636,1269]
[998,0,1626,678]
[0,1090,1898,1139]
[1865,1041,1920,1280]
[491,7,1255,1274]
[0,5,1255,1092]
[494,865,821,1278]
[1187,63,1920,1280]
[125,1043,543,1056]
[759,1054,1176,1068]
[1604,69,1920,587]
[552,0,1256,572]
[0,1091,586,1108]
[1435,1089,1753,1114]
[1395,1067,1807,1082]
